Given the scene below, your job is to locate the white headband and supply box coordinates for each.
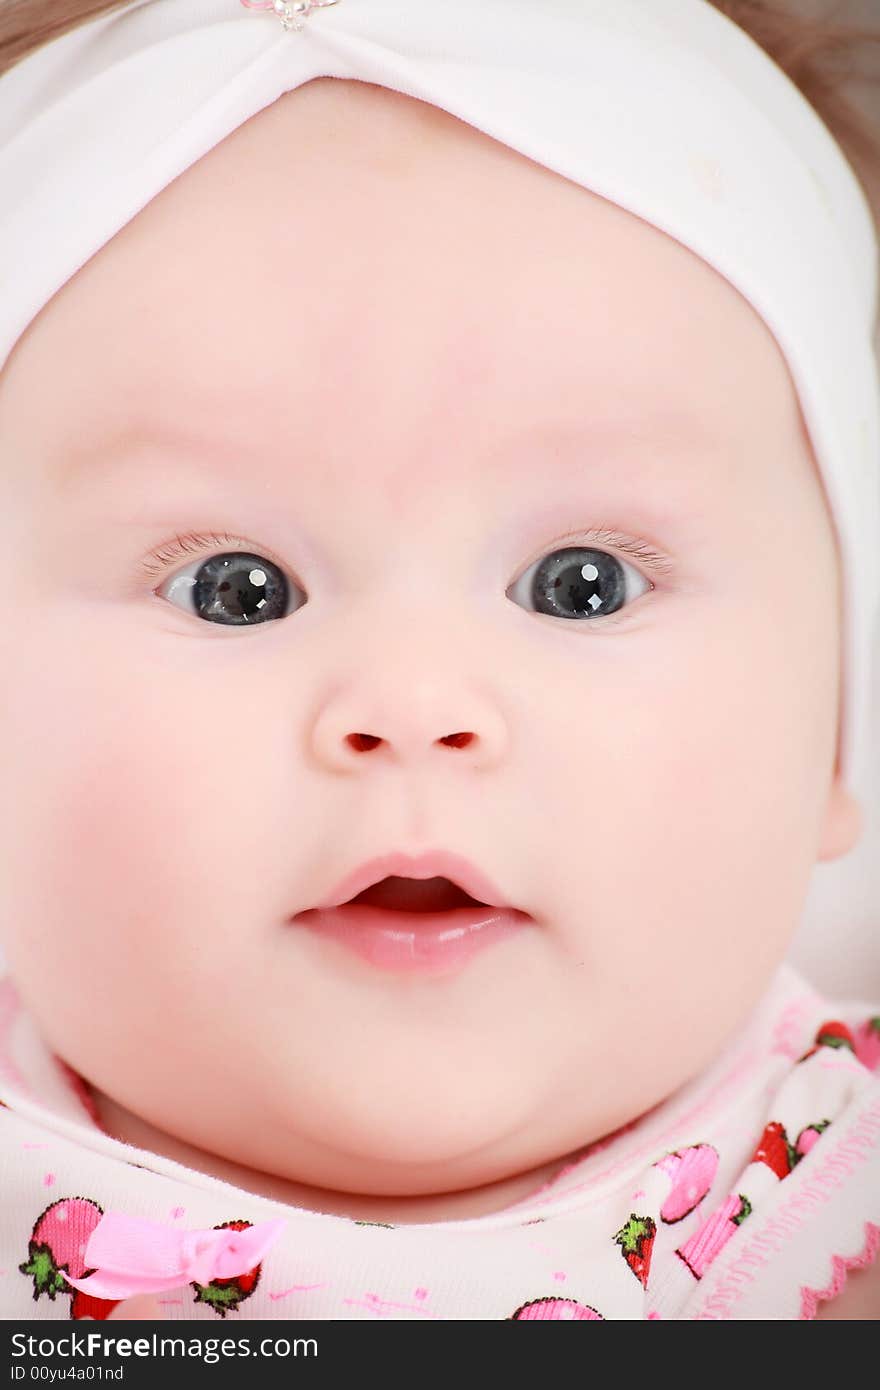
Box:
[1,0,878,785]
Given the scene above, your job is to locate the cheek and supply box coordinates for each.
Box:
[500,606,829,1145]
[532,586,832,1060]
[0,619,280,1053]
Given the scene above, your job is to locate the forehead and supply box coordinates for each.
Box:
[2,77,803,505]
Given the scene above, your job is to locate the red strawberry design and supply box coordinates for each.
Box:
[190,1219,264,1318]
[614,1214,656,1289]
[19,1197,123,1320]
[750,1121,798,1178]
[798,1019,856,1063]
[69,1289,125,1320]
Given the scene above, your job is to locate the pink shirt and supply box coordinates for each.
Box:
[2,963,878,1320]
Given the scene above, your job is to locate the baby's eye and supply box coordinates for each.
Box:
[149,532,657,628]
[506,545,651,624]
[158,548,303,625]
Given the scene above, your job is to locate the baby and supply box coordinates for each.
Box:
[0,0,878,1323]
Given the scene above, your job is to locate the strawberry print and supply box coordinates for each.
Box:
[654,1144,719,1223]
[614,1214,656,1289]
[798,1019,856,1063]
[19,1197,123,1320]
[751,1120,798,1178]
[190,1219,264,1317]
[509,1297,604,1320]
[853,1017,880,1071]
[795,1119,831,1158]
[676,1193,751,1279]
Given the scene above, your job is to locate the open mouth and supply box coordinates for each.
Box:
[292,872,531,975]
[344,875,486,912]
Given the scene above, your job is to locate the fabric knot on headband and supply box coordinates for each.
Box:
[240,0,341,33]
[62,1210,287,1299]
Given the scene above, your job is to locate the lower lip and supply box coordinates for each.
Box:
[292,904,532,975]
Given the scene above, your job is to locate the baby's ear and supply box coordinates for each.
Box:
[815,779,863,862]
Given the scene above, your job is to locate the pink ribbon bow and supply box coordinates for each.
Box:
[63,1212,287,1300]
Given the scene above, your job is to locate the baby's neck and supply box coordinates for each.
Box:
[90,1089,571,1225]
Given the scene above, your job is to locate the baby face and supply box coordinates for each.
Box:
[0,78,861,1206]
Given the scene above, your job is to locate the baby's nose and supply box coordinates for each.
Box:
[309,679,510,772]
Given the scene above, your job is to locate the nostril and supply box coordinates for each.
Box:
[346,733,474,752]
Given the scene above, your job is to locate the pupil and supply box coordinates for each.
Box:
[193,553,289,625]
[532,547,625,620]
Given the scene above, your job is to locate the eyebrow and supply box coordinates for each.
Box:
[55,407,713,492]
[55,424,247,492]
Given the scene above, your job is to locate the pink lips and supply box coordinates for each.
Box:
[316,850,515,911]
[292,850,533,975]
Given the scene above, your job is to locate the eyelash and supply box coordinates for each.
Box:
[518,526,674,578]
[139,525,674,622]
[140,530,257,578]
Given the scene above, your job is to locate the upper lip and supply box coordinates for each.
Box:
[316,851,515,911]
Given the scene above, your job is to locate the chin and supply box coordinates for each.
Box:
[298,1101,529,1186]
